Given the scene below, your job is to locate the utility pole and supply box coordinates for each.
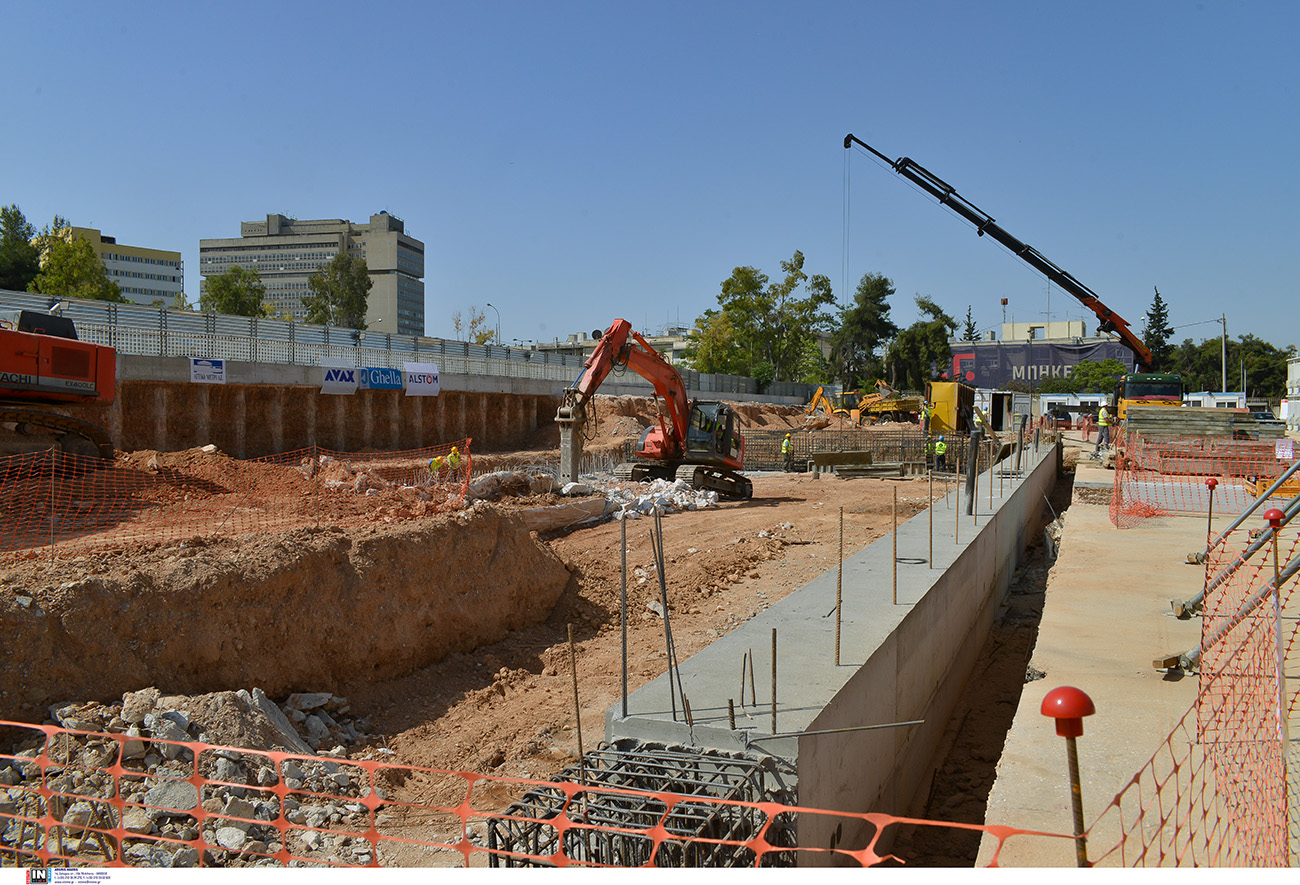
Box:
[1220,313,1227,393]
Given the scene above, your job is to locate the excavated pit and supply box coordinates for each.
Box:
[0,507,571,723]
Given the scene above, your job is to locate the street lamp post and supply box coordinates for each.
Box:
[485,302,501,345]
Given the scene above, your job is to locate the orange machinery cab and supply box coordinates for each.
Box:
[0,311,117,405]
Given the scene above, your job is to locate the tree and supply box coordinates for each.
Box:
[830,272,898,388]
[961,306,979,342]
[303,252,371,328]
[0,204,40,292]
[200,265,270,316]
[711,250,835,383]
[1141,286,1174,370]
[29,234,125,303]
[451,306,495,345]
[683,309,748,376]
[887,295,956,389]
[1172,333,1294,397]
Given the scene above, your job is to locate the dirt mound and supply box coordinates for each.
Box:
[0,506,571,722]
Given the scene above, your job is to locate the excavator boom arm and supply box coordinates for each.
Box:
[844,133,1153,370]
[564,318,690,455]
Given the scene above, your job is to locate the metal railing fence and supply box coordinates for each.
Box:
[1,290,812,399]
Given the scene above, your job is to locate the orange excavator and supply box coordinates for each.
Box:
[555,318,752,499]
[0,309,117,460]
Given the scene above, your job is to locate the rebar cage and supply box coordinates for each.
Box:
[485,741,797,868]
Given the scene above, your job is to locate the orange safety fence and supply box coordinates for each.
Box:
[1110,430,1298,529]
[1086,519,1298,866]
[0,720,1081,869]
[0,440,474,563]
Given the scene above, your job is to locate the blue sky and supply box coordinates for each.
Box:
[4,1,1296,352]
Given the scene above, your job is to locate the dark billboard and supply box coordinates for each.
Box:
[946,339,1136,389]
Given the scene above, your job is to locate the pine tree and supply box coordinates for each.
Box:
[1142,286,1175,370]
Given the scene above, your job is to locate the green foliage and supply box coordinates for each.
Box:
[830,272,898,388]
[887,295,956,389]
[0,204,40,292]
[683,309,748,375]
[1172,334,1294,397]
[1142,287,1175,370]
[698,250,835,382]
[1071,358,1130,392]
[961,306,979,342]
[303,252,372,328]
[30,235,125,303]
[200,265,270,317]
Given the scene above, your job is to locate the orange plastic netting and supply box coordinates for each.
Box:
[0,721,1075,869]
[0,441,473,563]
[1110,431,1297,529]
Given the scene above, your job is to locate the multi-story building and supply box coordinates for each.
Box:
[67,227,184,307]
[198,213,425,336]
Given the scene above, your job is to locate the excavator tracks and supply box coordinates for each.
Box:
[0,408,116,462]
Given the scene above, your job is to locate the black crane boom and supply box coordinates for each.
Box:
[844,133,1153,370]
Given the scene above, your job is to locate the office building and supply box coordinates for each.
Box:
[199,213,425,336]
[67,227,184,307]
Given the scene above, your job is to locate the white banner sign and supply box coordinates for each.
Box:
[403,362,441,396]
[320,359,359,395]
[190,358,226,384]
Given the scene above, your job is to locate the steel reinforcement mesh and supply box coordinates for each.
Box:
[1110,431,1298,529]
[1086,521,1298,866]
[0,441,473,562]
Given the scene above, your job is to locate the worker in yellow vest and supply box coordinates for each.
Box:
[781,433,793,472]
[1095,405,1112,454]
[934,435,948,472]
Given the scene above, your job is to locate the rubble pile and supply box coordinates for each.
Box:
[607,478,719,519]
[0,687,387,868]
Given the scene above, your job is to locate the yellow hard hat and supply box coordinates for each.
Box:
[785,433,791,438]
[451,446,458,453]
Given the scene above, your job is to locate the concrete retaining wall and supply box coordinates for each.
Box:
[604,442,1062,864]
[51,355,803,459]
[797,444,1060,859]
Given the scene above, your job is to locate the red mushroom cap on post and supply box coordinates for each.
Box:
[1041,686,1096,738]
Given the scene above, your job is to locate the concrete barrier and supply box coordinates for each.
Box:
[605,443,1060,864]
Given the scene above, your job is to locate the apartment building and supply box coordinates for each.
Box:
[67,227,184,307]
[198,213,425,336]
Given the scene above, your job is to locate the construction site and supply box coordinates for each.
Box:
[0,175,1295,866]
[0,311,1297,868]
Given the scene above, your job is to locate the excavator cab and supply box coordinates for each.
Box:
[685,401,742,464]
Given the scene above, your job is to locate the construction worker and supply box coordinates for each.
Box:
[781,433,794,472]
[427,455,443,483]
[934,435,948,472]
[1095,404,1112,454]
[447,446,462,475]
[920,400,931,435]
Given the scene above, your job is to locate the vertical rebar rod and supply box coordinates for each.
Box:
[928,466,934,569]
[620,517,628,719]
[770,629,777,734]
[728,698,736,730]
[1066,735,1089,867]
[652,511,680,721]
[988,439,994,512]
[749,650,756,706]
[568,624,586,786]
[836,506,843,665]
[892,486,898,605]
